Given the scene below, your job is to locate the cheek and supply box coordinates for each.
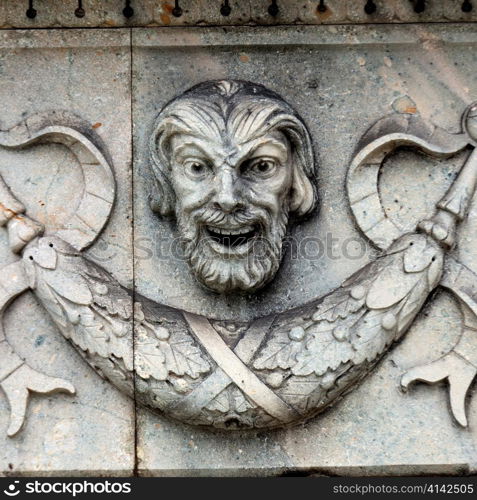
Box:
[171,171,213,212]
[245,168,293,210]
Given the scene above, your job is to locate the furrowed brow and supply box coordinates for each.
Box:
[172,140,211,161]
[237,138,289,165]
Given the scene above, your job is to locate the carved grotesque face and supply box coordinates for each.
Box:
[150,80,317,294]
[169,129,292,293]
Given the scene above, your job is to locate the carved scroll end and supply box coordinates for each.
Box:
[0,364,75,437]
[401,349,477,428]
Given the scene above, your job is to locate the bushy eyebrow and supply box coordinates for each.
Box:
[172,140,212,161]
[170,134,289,170]
[237,138,289,165]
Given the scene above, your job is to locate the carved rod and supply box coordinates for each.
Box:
[419,103,477,248]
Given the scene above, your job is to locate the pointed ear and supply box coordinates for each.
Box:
[290,165,318,217]
[149,174,176,218]
[279,120,317,219]
[149,128,176,218]
[289,162,317,218]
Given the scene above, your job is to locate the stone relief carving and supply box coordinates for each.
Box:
[0,80,476,434]
[149,80,317,294]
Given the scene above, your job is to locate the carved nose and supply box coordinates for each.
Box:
[213,169,243,213]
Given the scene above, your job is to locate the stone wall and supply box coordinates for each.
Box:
[0,0,476,29]
[0,0,475,477]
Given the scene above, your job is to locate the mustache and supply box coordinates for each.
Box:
[188,206,270,230]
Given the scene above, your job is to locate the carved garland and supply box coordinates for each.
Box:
[0,102,476,434]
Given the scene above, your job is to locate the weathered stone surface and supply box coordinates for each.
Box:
[136,293,477,476]
[0,29,134,475]
[0,0,476,29]
[132,24,477,474]
[132,24,477,320]
[0,21,476,476]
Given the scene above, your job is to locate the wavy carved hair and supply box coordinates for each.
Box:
[149,80,318,219]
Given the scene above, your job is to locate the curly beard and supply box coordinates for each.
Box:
[176,204,289,293]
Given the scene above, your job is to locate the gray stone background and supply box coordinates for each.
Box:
[0,0,477,27]
[0,0,475,477]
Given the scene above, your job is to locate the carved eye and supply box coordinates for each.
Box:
[183,159,211,179]
[244,158,278,179]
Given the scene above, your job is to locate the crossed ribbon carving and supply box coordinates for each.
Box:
[171,313,301,423]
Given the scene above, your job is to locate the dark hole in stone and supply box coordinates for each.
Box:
[224,417,242,428]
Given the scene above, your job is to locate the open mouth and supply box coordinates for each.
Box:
[206,225,258,248]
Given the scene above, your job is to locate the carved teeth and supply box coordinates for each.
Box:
[207,225,254,236]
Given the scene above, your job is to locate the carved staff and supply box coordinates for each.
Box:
[347,102,477,426]
[401,103,477,426]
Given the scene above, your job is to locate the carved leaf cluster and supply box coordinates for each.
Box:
[254,233,443,381]
[29,238,211,381]
[205,385,255,415]
[292,313,360,377]
[312,288,366,322]
[134,305,210,381]
[31,249,134,370]
[26,231,443,430]
[253,328,304,371]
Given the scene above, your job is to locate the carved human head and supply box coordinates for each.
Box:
[150,80,317,294]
